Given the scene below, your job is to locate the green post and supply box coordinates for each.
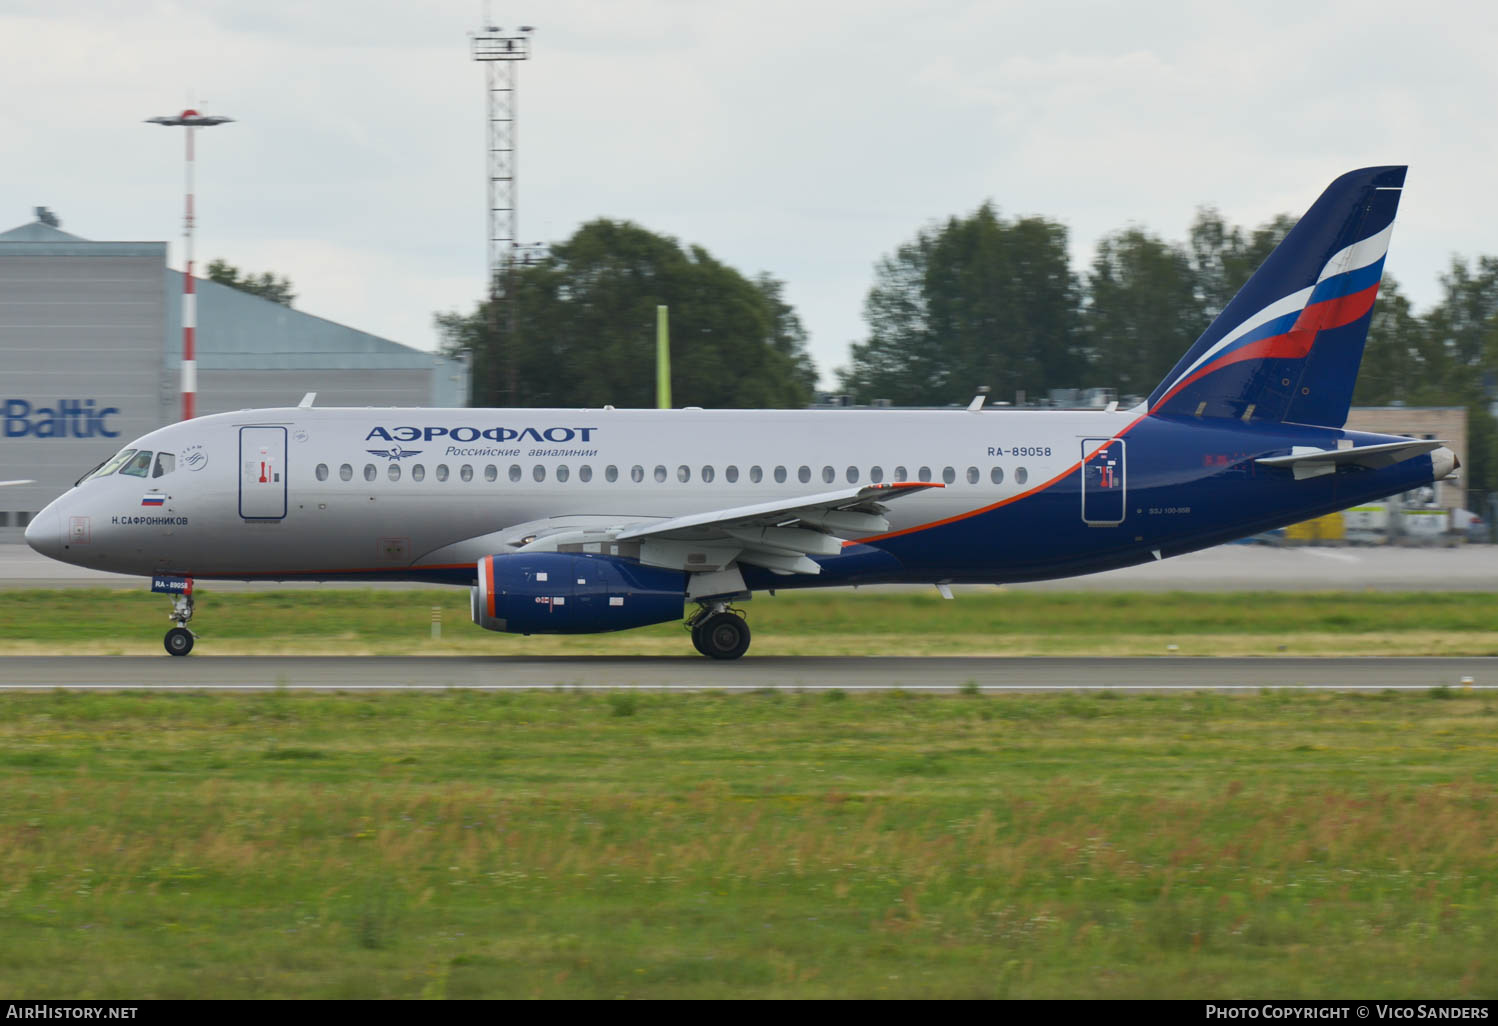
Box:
[656,304,671,409]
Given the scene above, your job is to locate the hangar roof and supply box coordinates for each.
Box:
[0,220,87,243]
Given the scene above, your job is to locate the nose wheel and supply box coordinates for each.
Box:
[164,626,195,657]
[163,586,196,657]
[688,602,751,660]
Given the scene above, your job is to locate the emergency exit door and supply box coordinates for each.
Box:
[1080,437,1125,526]
[239,426,287,520]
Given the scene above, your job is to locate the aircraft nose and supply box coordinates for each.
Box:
[24,507,63,559]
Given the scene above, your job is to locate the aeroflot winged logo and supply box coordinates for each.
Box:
[365,425,598,443]
[368,446,422,461]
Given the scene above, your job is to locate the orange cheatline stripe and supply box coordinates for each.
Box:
[485,556,495,618]
[847,416,1147,547]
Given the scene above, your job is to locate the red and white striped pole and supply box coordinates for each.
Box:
[146,109,234,422]
[182,121,197,421]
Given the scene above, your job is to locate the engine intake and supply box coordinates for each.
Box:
[472,553,687,635]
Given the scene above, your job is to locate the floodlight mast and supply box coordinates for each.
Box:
[145,109,234,421]
[470,24,533,406]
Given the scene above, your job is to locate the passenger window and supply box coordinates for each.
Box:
[751,466,763,483]
[579,465,592,483]
[677,465,690,483]
[484,465,497,483]
[315,463,329,482]
[822,466,835,484]
[918,466,932,482]
[894,466,907,482]
[461,464,474,482]
[388,464,402,482]
[798,466,811,484]
[774,466,787,484]
[436,464,449,482]
[413,464,426,482]
[557,465,569,482]
[942,466,955,485]
[654,465,667,483]
[152,452,175,478]
[701,466,715,483]
[1015,467,1029,485]
[966,466,979,484]
[870,466,884,483]
[340,464,353,482]
[363,464,376,482]
[509,465,521,482]
[606,465,619,483]
[726,466,739,483]
[119,450,154,478]
[991,467,1004,485]
[533,465,546,483]
[845,466,858,484]
[631,465,644,483]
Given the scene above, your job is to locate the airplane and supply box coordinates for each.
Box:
[24,165,1457,659]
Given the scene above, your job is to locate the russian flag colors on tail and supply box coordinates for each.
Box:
[1148,166,1405,428]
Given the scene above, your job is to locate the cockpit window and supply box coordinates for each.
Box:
[152,452,175,478]
[84,448,138,483]
[118,450,154,478]
[75,457,110,487]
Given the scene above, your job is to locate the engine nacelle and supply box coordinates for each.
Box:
[471,553,687,635]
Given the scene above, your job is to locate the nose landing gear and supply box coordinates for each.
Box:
[158,579,196,657]
[687,600,751,660]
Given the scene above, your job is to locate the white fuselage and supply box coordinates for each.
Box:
[28,405,1133,579]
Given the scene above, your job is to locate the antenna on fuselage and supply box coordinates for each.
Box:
[298,392,317,408]
[967,386,990,412]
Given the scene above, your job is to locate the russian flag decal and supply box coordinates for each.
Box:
[141,494,166,507]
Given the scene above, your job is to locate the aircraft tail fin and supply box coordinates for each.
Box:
[1147,166,1405,427]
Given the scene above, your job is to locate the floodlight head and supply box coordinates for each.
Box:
[145,109,235,127]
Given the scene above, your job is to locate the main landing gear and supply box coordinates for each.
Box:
[164,589,196,657]
[687,601,751,660]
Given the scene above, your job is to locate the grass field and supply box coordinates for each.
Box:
[3,587,1498,656]
[0,688,1495,998]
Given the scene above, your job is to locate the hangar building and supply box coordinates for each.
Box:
[0,215,468,543]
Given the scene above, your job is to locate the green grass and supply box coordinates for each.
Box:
[4,587,1498,656]
[0,689,1495,997]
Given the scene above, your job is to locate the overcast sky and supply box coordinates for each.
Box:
[5,0,1496,389]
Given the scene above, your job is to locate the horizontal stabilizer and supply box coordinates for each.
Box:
[1256,439,1448,480]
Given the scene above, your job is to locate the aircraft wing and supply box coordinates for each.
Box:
[504,481,942,577]
[1255,439,1446,480]
[615,481,939,541]
[611,481,941,575]
[0,480,35,487]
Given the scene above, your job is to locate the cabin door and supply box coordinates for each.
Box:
[1080,437,1126,526]
[239,426,287,520]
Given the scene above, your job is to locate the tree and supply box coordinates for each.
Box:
[437,220,817,409]
[1187,208,1295,322]
[1417,257,1498,496]
[838,204,1083,405]
[1353,277,1440,406]
[1083,227,1207,397]
[206,259,296,306]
